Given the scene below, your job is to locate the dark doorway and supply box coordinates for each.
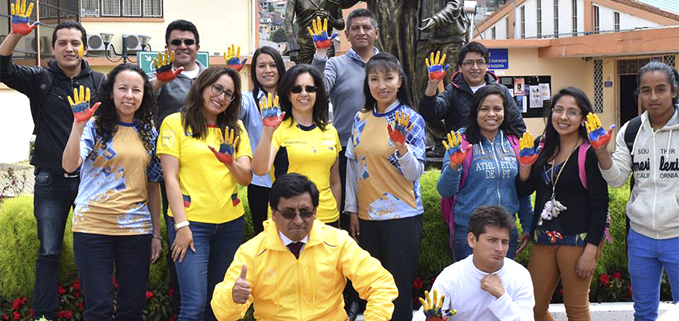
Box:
[619,75,638,125]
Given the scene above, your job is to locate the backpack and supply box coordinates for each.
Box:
[622,115,643,242]
[440,135,593,248]
[30,68,106,134]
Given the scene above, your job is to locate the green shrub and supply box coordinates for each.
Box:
[418,170,452,276]
[0,196,76,298]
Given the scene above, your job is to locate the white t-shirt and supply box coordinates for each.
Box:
[470,84,485,93]
[412,255,535,321]
[181,66,200,79]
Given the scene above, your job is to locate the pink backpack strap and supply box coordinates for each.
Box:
[507,134,520,158]
[578,140,591,189]
[460,135,472,188]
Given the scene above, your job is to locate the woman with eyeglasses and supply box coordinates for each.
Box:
[344,53,426,321]
[252,64,342,226]
[157,66,252,321]
[516,87,608,320]
[240,46,287,234]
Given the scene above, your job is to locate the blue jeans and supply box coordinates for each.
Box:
[453,224,519,263]
[33,169,79,320]
[73,232,151,321]
[628,228,679,321]
[167,216,245,321]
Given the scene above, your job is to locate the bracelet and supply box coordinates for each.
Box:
[174,221,190,231]
[152,235,162,241]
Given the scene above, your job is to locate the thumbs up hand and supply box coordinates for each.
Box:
[232,265,251,304]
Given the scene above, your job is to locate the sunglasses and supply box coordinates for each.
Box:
[290,86,318,94]
[169,38,196,46]
[275,208,315,220]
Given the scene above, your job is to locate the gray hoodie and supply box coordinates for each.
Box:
[600,109,679,239]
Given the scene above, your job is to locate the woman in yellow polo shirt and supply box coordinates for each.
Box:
[252,64,342,225]
[157,66,252,321]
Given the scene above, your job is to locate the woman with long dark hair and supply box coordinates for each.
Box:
[252,64,342,225]
[240,46,286,233]
[437,84,533,262]
[62,63,162,320]
[517,87,608,320]
[592,62,679,320]
[157,66,252,321]
[344,52,426,321]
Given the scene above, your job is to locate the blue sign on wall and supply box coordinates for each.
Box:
[488,49,509,70]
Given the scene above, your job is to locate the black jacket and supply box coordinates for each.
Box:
[0,55,103,174]
[419,71,526,133]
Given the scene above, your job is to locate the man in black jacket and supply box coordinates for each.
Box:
[0,15,104,320]
[419,41,526,134]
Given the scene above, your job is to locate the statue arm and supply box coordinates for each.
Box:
[429,0,464,26]
[284,0,300,51]
[327,6,345,30]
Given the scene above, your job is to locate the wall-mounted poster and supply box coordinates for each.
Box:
[529,86,543,108]
[513,78,525,96]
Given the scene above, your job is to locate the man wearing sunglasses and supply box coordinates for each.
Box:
[149,19,205,315]
[419,41,526,134]
[212,173,398,320]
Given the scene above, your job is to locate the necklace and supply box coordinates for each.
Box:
[539,142,580,225]
[296,123,317,153]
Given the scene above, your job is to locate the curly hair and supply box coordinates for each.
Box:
[95,63,157,152]
[181,66,242,139]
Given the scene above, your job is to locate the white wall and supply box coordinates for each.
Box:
[0,89,33,163]
[595,3,662,32]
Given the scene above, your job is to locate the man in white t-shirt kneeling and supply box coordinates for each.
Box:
[413,205,535,321]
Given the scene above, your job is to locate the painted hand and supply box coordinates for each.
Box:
[442,131,471,166]
[10,0,40,36]
[260,93,284,128]
[519,131,542,166]
[419,289,456,321]
[154,50,184,82]
[208,126,240,165]
[68,85,100,123]
[307,17,338,50]
[585,112,615,150]
[224,44,247,72]
[425,51,450,81]
[387,110,413,147]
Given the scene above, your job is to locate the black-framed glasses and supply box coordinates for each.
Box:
[274,207,315,219]
[210,84,235,101]
[290,86,318,94]
[170,38,196,46]
[462,59,487,68]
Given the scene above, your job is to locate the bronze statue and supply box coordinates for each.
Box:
[284,0,345,64]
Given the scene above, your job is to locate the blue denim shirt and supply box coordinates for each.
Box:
[240,91,272,188]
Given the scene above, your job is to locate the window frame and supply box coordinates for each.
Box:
[82,0,163,18]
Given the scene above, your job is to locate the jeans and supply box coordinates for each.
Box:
[453,224,519,263]
[628,228,679,321]
[32,169,79,320]
[73,232,151,321]
[167,216,245,321]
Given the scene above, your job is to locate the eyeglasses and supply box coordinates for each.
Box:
[552,107,581,117]
[274,207,315,220]
[462,59,487,68]
[169,38,196,46]
[290,86,318,94]
[210,84,235,101]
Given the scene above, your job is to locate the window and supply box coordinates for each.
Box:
[81,0,163,18]
[572,0,578,36]
[614,12,620,32]
[593,5,600,34]
[520,6,525,39]
[554,0,559,38]
[491,27,496,40]
[537,0,542,38]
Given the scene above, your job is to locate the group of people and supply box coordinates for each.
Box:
[1,1,677,320]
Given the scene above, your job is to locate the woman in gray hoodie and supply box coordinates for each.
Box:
[592,61,679,321]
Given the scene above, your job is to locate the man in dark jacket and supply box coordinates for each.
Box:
[0,16,104,320]
[419,41,526,134]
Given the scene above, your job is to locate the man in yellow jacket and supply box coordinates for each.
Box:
[211,173,398,320]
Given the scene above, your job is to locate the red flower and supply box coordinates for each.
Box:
[74,292,80,299]
[628,285,633,297]
[599,274,610,286]
[170,314,177,321]
[58,311,66,318]
[20,297,26,304]
[12,312,19,321]
[11,298,21,310]
[2,313,8,320]
[612,271,622,280]
[57,285,67,295]
[78,302,84,311]
[558,289,564,296]
[169,288,174,298]
[73,279,80,291]
[146,291,154,299]
[412,277,423,289]
[65,310,73,318]
[111,277,118,289]
[29,310,33,318]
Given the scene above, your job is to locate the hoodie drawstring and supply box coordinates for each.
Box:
[666,129,673,156]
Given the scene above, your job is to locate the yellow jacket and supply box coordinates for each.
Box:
[211,220,397,320]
